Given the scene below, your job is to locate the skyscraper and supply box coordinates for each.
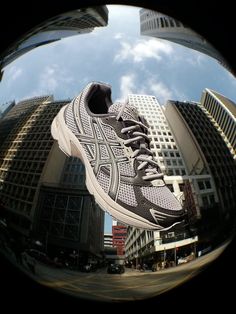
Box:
[0,95,55,233]
[125,94,199,267]
[0,96,104,262]
[128,94,187,201]
[1,6,109,70]
[139,9,230,72]
[112,221,127,256]
[165,98,236,235]
[201,89,236,159]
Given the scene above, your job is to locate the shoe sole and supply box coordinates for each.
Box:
[51,105,183,231]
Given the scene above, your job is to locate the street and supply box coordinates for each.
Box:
[28,242,227,302]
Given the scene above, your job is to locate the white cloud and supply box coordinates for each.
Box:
[119,73,136,101]
[148,80,173,104]
[39,65,59,91]
[185,51,205,67]
[114,38,174,63]
[5,65,23,82]
[114,33,123,39]
[22,64,74,100]
[118,72,174,105]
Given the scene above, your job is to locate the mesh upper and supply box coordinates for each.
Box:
[111,146,125,157]
[94,123,103,140]
[108,102,140,121]
[118,183,137,206]
[100,144,109,159]
[101,123,117,140]
[141,186,182,210]
[97,167,111,194]
[118,162,136,177]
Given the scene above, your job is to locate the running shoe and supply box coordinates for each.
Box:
[51,82,185,230]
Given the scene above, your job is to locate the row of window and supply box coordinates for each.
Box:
[150,143,178,150]
[197,180,212,190]
[0,182,36,201]
[0,192,33,215]
[0,171,40,187]
[165,168,186,176]
[151,137,175,143]
[141,15,182,32]
[3,149,49,160]
[149,124,170,131]
[0,160,45,173]
[204,95,235,147]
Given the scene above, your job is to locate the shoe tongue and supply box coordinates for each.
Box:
[108,102,140,121]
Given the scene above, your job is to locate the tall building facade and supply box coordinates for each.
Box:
[165,99,236,235]
[139,9,229,70]
[201,89,236,159]
[1,6,109,69]
[125,94,199,267]
[112,221,127,256]
[0,96,104,262]
[104,233,113,248]
[125,227,198,267]
[128,94,187,202]
[0,96,55,233]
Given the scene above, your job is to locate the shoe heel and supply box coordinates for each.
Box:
[51,112,72,156]
[51,117,58,141]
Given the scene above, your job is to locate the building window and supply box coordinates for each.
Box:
[198,181,205,190]
[205,180,211,189]
[160,17,164,27]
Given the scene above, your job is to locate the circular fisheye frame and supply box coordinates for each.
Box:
[0,5,235,302]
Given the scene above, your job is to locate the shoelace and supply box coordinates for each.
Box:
[116,101,164,181]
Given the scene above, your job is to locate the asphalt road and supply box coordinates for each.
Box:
[31,242,227,302]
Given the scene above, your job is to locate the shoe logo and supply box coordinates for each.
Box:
[149,208,165,224]
[74,115,128,199]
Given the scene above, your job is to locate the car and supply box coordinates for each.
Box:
[177,257,188,264]
[107,264,125,274]
[25,249,52,265]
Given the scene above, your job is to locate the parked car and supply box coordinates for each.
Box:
[25,249,52,265]
[177,257,188,264]
[107,264,125,274]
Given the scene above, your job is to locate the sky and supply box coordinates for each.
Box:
[0,5,235,232]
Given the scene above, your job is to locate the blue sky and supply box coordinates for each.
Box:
[0,5,235,232]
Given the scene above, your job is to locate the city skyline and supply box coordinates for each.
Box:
[1,5,236,303]
[0,5,235,106]
[0,5,235,236]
